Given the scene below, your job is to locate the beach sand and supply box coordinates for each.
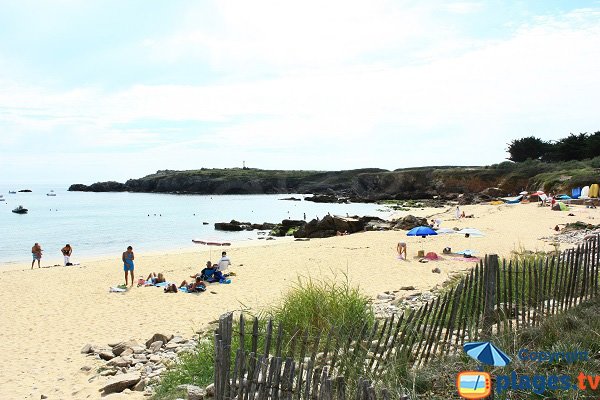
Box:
[0,202,597,399]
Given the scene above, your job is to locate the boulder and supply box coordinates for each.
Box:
[112,340,141,356]
[100,372,141,394]
[188,385,206,400]
[304,194,345,203]
[294,215,365,238]
[146,334,172,348]
[214,222,244,231]
[148,340,163,353]
[108,356,132,368]
[393,215,428,230]
[205,383,215,397]
[99,351,115,361]
[81,343,93,354]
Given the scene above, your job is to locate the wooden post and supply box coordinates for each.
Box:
[482,254,499,337]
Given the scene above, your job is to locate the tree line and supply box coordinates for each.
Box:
[507,132,600,162]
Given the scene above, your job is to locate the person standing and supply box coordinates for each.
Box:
[217,251,231,272]
[31,243,43,269]
[61,244,73,266]
[455,206,461,219]
[122,246,135,287]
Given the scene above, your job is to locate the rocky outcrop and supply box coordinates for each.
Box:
[393,215,429,230]
[214,220,277,232]
[69,165,568,200]
[293,215,365,238]
[269,219,306,237]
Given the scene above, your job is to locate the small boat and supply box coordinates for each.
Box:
[46,190,57,196]
[8,191,16,194]
[12,205,28,214]
[0,195,4,202]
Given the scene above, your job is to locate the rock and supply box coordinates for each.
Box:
[214,221,246,231]
[41,395,48,399]
[188,385,206,400]
[149,354,161,363]
[294,215,365,238]
[81,344,93,354]
[133,379,146,391]
[132,346,146,354]
[148,340,163,353]
[205,383,215,397]
[80,365,92,372]
[100,372,141,394]
[377,293,395,300]
[431,267,441,274]
[400,286,416,290]
[146,334,172,348]
[394,215,428,230]
[100,369,117,377]
[165,342,180,350]
[99,351,115,361]
[120,348,134,357]
[108,356,131,368]
[112,340,141,356]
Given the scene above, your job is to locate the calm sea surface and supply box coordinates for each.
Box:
[0,185,389,266]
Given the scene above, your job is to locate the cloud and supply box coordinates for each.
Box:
[444,2,483,14]
[0,5,599,183]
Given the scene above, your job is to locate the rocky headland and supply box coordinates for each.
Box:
[68,163,590,202]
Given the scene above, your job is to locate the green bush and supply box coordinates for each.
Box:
[269,275,374,338]
[152,339,214,400]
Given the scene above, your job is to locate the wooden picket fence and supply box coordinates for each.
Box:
[213,235,600,400]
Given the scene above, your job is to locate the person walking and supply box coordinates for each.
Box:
[31,243,43,269]
[122,246,135,287]
[61,244,73,266]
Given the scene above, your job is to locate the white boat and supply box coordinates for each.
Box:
[46,190,56,196]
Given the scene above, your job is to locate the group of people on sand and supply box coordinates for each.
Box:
[123,246,232,293]
[30,243,73,269]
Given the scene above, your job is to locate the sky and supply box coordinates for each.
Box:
[0,1,599,184]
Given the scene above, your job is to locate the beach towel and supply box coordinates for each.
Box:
[451,257,480,262]
[456,250,477,255]
[109,287,127,292]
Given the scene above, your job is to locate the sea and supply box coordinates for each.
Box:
[0,184,391,266]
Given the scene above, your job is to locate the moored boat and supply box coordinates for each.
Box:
[46,190,56,196]
[12,205,28,214]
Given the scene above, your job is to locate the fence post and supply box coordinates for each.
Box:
[483,254,499,337]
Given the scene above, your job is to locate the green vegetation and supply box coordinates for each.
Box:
[152,339,215,399]
[395,297,600,399]
[267,275,374,338]
[507,132,600,162]
[152,276,374,399]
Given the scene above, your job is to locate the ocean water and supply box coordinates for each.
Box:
[0,185,390,266]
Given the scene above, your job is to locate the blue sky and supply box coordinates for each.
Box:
[0,1,599,184]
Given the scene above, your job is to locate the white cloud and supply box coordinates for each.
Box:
[0,5,599,182]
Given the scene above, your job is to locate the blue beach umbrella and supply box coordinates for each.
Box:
[463,342,511,367]
[406,226,437,251]
[406,226,438,237]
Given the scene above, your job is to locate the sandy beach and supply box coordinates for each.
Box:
[1,202,598,399]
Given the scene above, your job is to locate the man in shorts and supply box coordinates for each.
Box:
[31,243,43,269]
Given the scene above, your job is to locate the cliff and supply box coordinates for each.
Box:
[68,162,600,200]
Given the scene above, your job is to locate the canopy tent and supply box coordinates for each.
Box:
[572,187,582,199]
[590,184,599,198]
[551,202,569,211]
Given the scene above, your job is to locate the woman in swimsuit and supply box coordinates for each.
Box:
[122,246,135,287]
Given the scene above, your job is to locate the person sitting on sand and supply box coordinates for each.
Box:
[139,272,166,286]
[61,244,73,266]
[31,243,43,269]
[179,276,206,292]
[397,242,407,260]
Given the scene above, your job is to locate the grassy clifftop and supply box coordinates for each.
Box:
[68,159,600,199]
